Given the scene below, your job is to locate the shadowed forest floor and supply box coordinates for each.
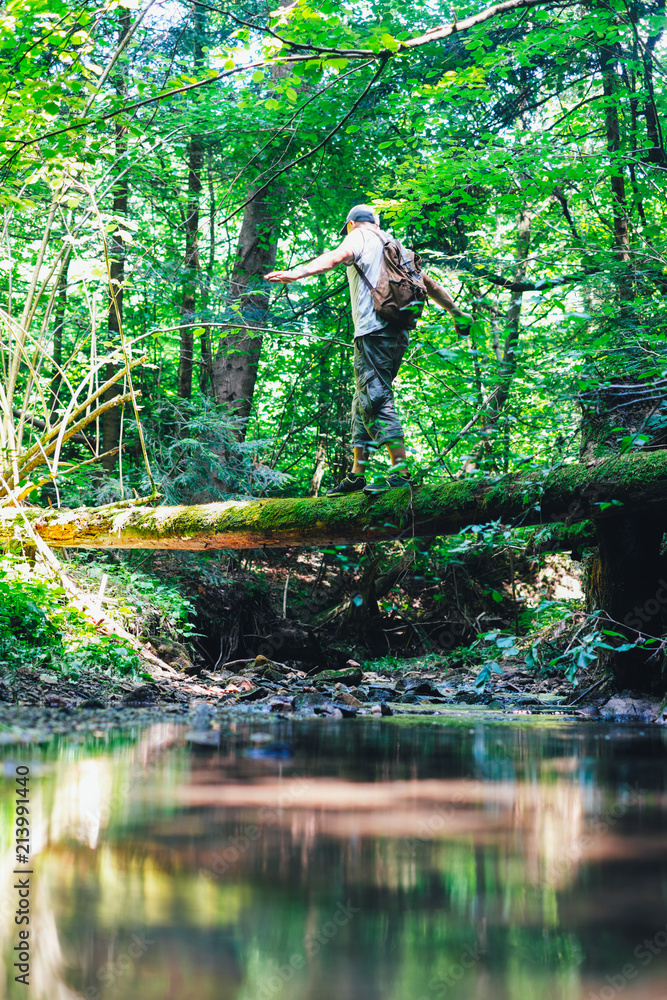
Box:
[2,543,665,731]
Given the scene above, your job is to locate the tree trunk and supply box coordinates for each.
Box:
[199,147,216,395]
[641,0,666,166]
[309,345,333,495]
[210,186,279,425]
[464,210,530,472]
[177,6,206,399]
[101,9,131,471]
[589,513,666,693]
[177,138,203,399]
[49,256,69,417]
[598,35,634,303]
[580,381,667,692]
[8,450,667,552]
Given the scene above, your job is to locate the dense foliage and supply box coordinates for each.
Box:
[1,0,666,680]
[2,0,666,501]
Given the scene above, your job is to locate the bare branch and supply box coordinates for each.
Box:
[402,0,571,48]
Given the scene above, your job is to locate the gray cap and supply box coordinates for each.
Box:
[339,203,378,236]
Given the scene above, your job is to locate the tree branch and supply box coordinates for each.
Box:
[473,269,596,293]
[215,56,391,227]
[401,0,571,49]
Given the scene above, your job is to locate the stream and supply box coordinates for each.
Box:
[2,714,667,999]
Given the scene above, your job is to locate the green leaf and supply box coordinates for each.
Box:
[264,98,280,110]
[380,33,400,52]
[252,70,264,83]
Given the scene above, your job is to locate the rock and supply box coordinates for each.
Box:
[404,680,441,697]
[0,680,14,702]
[453,687,492,705]
[253,655,291,676]
[399,690,418,704]
[313,667,363,687]
[236,687,269,703]
[295,691,330,712]
[365,685,395,702]
[39,672,59,685]
[122,685,159,706]
[330,701,359,718]
[336,690,363,709]
[224,676,254,693]
[370,704,383,716]
[263,667,288,683]
[269,696,295,713]
[314,705,344,719]
[598,694,661,722]
[79,697,107,709]
[380,703,393,716]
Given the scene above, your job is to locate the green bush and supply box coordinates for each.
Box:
[0,556,148,678]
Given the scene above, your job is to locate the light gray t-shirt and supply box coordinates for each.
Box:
[341,227,390,338]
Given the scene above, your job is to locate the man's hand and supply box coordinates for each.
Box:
[453,311,474,337]
[266,269,302,283]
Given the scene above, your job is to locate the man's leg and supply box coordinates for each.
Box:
[353,445,370,475]
[358,331,412,492]
[325,368,372,495]
[387,440,407,471]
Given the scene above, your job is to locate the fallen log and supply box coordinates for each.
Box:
[2,450,667,549]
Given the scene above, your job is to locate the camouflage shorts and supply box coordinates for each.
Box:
[351,328,409,447]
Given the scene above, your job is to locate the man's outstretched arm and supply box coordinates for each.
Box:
[423,273,473,334]
[266,243,353,283]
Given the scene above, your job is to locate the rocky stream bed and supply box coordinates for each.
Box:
[1,651,666,744]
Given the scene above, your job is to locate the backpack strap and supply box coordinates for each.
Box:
[352,229,388,291]
[353,262,375,292]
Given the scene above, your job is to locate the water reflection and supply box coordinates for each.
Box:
[1,719,667,1000]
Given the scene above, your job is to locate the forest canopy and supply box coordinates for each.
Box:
[2,0,666,508]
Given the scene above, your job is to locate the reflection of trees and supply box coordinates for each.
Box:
[0,723,662,1000]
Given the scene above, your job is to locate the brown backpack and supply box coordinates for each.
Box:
[354,231,427,330]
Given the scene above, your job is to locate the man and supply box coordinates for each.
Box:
[266,204,472,495]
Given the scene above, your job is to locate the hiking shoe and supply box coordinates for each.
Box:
[326,473,366,496]
[363,472,412,495]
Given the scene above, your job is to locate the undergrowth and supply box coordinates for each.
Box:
[0,552,195,680]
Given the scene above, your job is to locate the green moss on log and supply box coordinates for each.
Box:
[1,450,667,550]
